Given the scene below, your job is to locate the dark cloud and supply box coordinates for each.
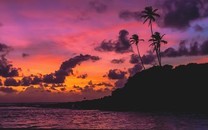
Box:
[43,70,67,84]
[119,10,141,21]
[129,54,139,64]
[96,82,113,87]
[51,84,66,88]
[162,40,208,57]
[21,77,32,86]
[194,24,204,32]
[128,64,143,77]
[95,40,116,52]
[162,47,178,57]
[189,42,199,55]
[130,52,156,65]
[77,73,88,79]
[111,58,125,64]
[0,87,17,94]
[178,40,189,56]
[162,40,189,57]
[0,63,20,77]
[74,81,113,90]
[4,78,20,86]
[116,30,131,53]
[60,54,100,75]
[72,81,112,99]
[1,54,100,87]
[162,0,208,29]
[87,80,95,87]
[142,52,156,65]
[114,77,127,88]
[95,30,131,53]
[54,69,68,83]
[31,76,43,85]
[40,54,99,84]
[20,75,44,86]
[42,74,56,84]
[86,80,113,88]
[108,69,126,80]
[0,43,11,53]
[73,85,83,91]
[43,84,49,87]
[0,43,20,77]
[22,53,30,58]
[81,85,94,93]
[89,0,107,13]
[201,40,208,55]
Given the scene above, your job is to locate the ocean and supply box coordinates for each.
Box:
[0,106,208,129]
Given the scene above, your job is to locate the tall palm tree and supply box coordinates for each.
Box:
[130,34,145,70]
[141,6,160,35]
[149,32,167,66]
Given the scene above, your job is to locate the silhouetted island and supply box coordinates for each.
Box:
[41,63,208,113]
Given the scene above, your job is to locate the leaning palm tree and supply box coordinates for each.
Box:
[141,6,160,35]
[130,34,145,70]
[149,32,167,66]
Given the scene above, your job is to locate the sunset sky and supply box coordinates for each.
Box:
[0,0,208,102]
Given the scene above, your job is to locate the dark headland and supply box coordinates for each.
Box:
[39,63,208,113]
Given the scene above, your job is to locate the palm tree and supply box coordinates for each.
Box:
[130,34,145,70]
[141,6,160,35]
[149,32,167,66]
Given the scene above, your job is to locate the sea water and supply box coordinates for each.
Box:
[0,106,208,129]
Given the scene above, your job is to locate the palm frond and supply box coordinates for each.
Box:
[141,14,148,18]
[152,17,156,21]
[130,40,134,43]
[161,34,165,38]
[141,10,148,14]
[153,9,158,12]
[161,40,168,44]
[143,18,149,24]
[139,39,145,41]
[154,13,160,17]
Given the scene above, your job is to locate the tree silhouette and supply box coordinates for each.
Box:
[149,32,167,66]
[130,34,145,70]
[141,6,160,35]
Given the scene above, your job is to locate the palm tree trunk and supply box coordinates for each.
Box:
[136,45,145,70]
[156,49,161,66]
[158,47,162,66]
[150,23,153,35]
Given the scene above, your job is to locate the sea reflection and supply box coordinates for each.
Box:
[0,107,208,129]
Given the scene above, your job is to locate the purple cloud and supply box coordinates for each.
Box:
[77,73,88,79]
[60,54,100,75]
[128,64,143,77]
[111,58,125,64]
[161,0,208,29]
[4,78,20,86]
[108,69,127,80]
[95,30,131,53]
